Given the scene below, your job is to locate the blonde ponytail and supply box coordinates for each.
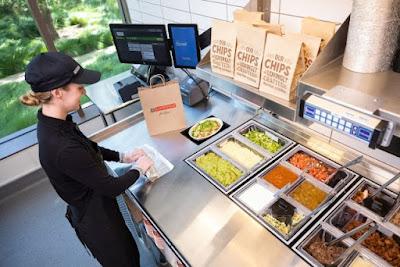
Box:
[20,90,52,106]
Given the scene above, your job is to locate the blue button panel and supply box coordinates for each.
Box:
[303,103,373,143]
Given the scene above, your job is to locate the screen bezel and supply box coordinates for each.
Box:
[109,23,172,66]
[167,23,201,69]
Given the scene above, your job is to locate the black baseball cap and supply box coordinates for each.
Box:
[25,52,101,93]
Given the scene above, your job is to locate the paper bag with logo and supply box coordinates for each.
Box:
[259,34,305,101]
[234,23,266,88]
[285,33,321,70]
[138,75,186,136]
[211,20,237,78]
[301,17,336,50]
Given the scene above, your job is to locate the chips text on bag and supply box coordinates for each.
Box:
[259,34,305,101]
[211,20,237,78]
[234,23,266,88]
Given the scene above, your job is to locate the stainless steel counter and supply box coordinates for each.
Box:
[88,86,400,266]
[90,93,308,267]
[85,71,134,115]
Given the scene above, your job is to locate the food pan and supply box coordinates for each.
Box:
[282,145,352,190]
[259,197,310,241]
[214,134,268,171]
[236,120,293,156]
[349,180,397,219]
[297,226,354,267]
[257,161,301,192]
[232,179,277,215]
[187,147,248,194]
[338,219,400,267]
[344,252,389,267]
[327,204,368,232]
[285,177,331,212]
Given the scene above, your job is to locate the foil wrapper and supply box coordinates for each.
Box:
[343,0,400,73]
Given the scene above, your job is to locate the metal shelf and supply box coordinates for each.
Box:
[196,63,297,120]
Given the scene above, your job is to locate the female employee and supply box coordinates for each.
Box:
[20,52,153,267]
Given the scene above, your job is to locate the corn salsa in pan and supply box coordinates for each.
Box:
[289,180,327,210]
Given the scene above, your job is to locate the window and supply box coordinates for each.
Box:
[0,0,130,139]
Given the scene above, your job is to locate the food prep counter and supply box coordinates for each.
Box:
[294,176,400,267]
[89,90,398,267]
[93,92,308,266]
[232,144,356,245]
[186,120,294,194]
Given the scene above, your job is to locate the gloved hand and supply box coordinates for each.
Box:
[136,156,162,184]
[136,155,154,173]
[121,148,145,163]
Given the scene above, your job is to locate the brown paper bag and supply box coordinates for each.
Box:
[233,10,282,35]
[138,75,186,136]
[233,9,264,22]
[259,34,305,101]
[285,33,321,70]
[234,23,266,88]
[301,17,336,50]
[252,20,283,36]
[210,20,237,78]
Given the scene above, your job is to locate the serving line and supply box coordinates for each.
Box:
[90,92,306,266]
[88,91,397,266]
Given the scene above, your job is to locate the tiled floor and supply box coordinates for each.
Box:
[0,176,158,267]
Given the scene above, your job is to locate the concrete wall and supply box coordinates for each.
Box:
[126,0,352,32]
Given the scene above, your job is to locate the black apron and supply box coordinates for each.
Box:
[65,127,140,267]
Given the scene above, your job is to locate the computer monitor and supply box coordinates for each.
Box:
[168,24,200,69]
[109,23,172,66]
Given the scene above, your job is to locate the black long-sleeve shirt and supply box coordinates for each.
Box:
[36,110,140,213]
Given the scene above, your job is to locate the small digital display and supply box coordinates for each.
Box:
[168,24,200,69]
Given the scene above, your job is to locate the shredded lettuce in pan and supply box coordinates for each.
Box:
[242,129,283,153]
